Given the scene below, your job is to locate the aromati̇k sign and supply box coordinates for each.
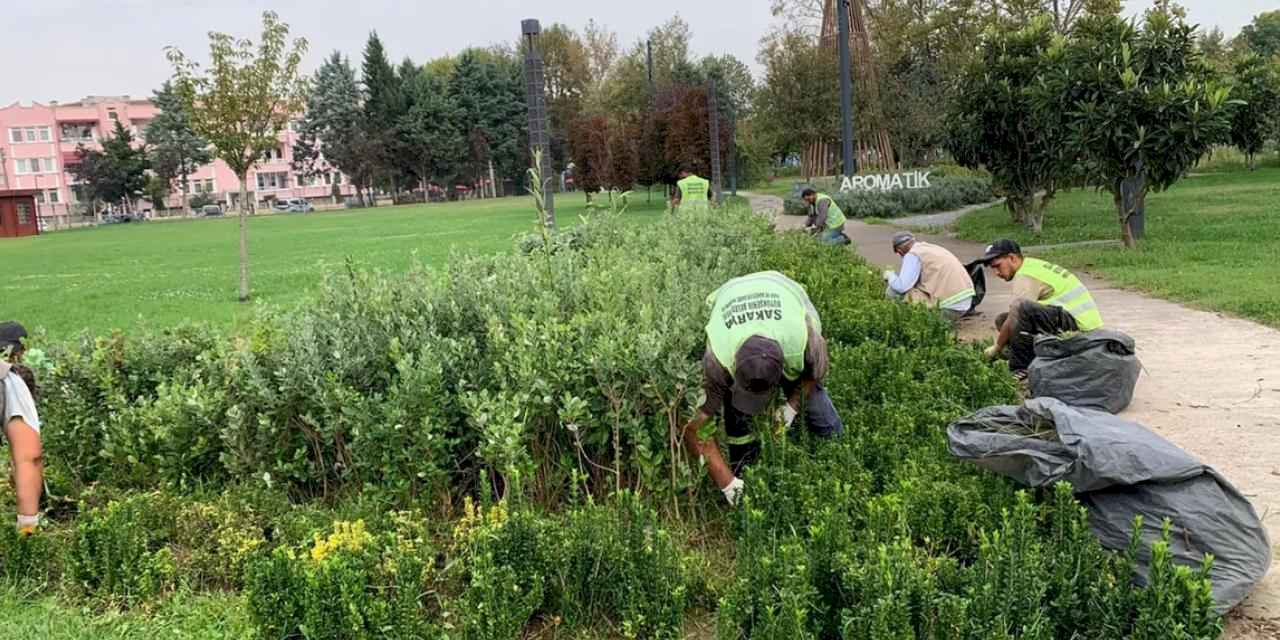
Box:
[839,170,931,192]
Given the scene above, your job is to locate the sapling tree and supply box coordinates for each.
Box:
[1227,54,1280,171]
[166,11,308,301]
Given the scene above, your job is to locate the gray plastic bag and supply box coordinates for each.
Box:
[1027,329,1140,413]
[947,398,1271,614]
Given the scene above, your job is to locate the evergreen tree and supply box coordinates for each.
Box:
[448,49,526,195]
[293,52,372,205]
[68,120,150,211]
[360,32,402,202]
[146,81,212,215]
[401,69,465,195]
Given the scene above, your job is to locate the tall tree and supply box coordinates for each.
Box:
[294,52,370,206]
[582,19,619,101]
[1228,54,1280,170]
[449,49,526,194]
[68,119,150,212]
[360,32,403,203]
[146,80,212,216]
[167,10,308,302]
[753,28,840,173]
[401,69,465,193]
[1239,10,1280,60]
[534,24,592,172]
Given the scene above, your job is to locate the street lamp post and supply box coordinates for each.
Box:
[836,0,856,177]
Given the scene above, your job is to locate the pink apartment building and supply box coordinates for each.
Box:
[0,95,355,228]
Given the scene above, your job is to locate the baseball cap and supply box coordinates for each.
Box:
[981,239,1022,264]
[730,336,785,415]
[0,321,28,355]
[891,232,915,250]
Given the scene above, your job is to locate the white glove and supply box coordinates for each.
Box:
[776,403,798,428]
[882,270,895,282]
[983,345,1000,361]
[722,477,744,506]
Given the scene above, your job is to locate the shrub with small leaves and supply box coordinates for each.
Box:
[68,492,181,607]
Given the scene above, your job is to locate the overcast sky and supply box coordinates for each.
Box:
[2,1,1273,106]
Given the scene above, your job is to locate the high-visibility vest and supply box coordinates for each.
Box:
[705,271,819,382]
[815,193,847,230]
[1017,258,1104,331]
[677,175,710,211]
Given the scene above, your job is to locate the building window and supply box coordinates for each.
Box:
[15,158,56,175]
[296,173,316,187]
[261,147,285,162]
[15,203,31,225]
[108,110,119,121]
[34,190,59,205]
[60,123,96,142]
[256,171,288,191]
[9,127,51,144]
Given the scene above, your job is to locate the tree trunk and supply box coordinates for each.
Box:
[1114,190,1137,249]
[181,178,191,217]
[1248,153,1256,171]
[238,175,251,302]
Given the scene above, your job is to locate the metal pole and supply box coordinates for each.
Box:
[522,18,555,227]
[727,104,738,196]
[707,78,723,205]
[836,0,856,177]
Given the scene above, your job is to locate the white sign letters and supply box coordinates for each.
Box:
[839,170,931,193]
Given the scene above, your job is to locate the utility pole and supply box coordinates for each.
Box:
[707,78,723,205]
[836,0,856,177]
[521,18,555,228]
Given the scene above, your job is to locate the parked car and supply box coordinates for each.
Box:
[272,197,314,213]
[103,213,143,224]
[201,205,224,216]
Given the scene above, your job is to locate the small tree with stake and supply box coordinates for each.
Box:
[1042,9,1231,247]
[165,11,308,302]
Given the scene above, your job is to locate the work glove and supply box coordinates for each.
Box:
[775,403,798,429]
[722,477,745,506]
[882,270,895,282]
[983,345,1000,361]
[16,514,38,537]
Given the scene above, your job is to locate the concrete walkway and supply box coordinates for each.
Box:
[743,192,1280,639]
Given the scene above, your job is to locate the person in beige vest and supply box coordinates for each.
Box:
[882,232,976,325]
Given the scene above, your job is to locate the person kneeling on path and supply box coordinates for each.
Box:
[800,189,851,245]
[882,232,975,325]
[0,322,42,536]
[981,239,1104,375]
[681,271,844,506]
[672,168,713,213]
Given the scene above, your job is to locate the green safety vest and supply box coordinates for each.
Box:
[677,175,710,211]
[815,193,847,230]
[1018,258,1104,331]
[705,271,820,382]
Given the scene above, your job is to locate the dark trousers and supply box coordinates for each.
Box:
[995,300,1080,372]
[723,383,844,472]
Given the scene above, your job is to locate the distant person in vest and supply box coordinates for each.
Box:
[882,232,975,325]
[0,322,42,535]
[800,189,851,245]
[980,239,1104,375]
[681,271,843,506]
[672,168,712,212]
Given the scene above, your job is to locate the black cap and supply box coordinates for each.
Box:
[981,239,1022,264]
[0,321,27,355]
[730,336,784,415]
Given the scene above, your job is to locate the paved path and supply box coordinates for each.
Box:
[742,192,1280,638]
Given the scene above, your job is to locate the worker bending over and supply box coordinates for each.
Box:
[0,322,42,535]
[672,168,713,212]
[981,239,1103,375]
[800,189,851,245]
[882,232,975,325]
[682,271,843,505]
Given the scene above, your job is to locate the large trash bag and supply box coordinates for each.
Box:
[947,398,1271,614]
[964,259,987,313]
[1027,329,1140,413]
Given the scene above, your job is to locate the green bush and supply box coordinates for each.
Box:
[781,175,994,218]
[68,492,181,606]
[0,527,58,589]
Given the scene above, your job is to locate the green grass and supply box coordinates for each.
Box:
[952,166,1280,326]
[3,193,666,339]
[0,588,253,640]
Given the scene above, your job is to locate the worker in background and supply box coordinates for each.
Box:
[800,189,851,245]
[882,232,975,326]
[981,239,1104,376]
[0,322,42,535]
[681,271,843,506]
[672,168,712,212]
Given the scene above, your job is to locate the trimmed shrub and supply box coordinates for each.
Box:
[781,175,994,218]
[68,492,182,606]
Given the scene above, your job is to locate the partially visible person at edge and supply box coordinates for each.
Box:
[681,271,844,506]
[800,189,851,245]
[0,322,42,535]
[671,168,712,213]
[882,232,975,326]
[980,239,1104,376]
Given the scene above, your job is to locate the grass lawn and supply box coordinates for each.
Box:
[2,192,666,339]
[951,165,1280,326]
[0,588,253,640]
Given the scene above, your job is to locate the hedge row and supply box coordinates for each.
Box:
[782,175,994,218]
